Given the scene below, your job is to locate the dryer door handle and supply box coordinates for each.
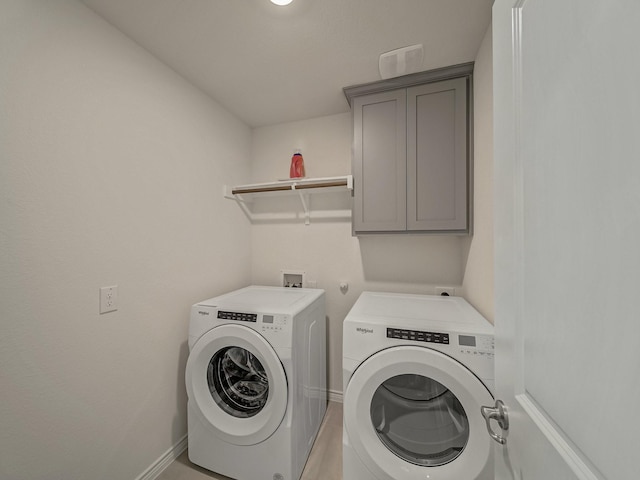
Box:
[481,399,509,445]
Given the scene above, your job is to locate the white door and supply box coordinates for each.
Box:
[492,1,640,479]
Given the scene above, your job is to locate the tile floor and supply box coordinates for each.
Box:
[158,402,342,480]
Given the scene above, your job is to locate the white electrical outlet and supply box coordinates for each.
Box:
[100,285,118,314]
[435,286,456,297]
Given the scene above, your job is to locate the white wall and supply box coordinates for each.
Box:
[250,116,466,396]
[250,25,495,395]
[462,25,494,322]
[0,1,251,479]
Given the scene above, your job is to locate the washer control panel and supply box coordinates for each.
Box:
[260,314,287,333]
[217,311,257,322]
[386,328,450,344]
[214,309,290,337]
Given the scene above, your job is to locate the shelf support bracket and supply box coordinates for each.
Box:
[295,188,311,225]
[223,186,253,221]
[234,195,252,221]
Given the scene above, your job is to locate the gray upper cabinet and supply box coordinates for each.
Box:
[407,78,468,232]
[345,63,472,235]
[352,89,407,232]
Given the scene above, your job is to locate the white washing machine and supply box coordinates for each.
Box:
[185,286,327,480]
[343,291,494,480]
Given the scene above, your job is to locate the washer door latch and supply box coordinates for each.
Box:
[481,399,509,445]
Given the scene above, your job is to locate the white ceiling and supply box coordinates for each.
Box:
[80,0,493,127]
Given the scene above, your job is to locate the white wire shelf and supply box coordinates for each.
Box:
[224,175,353,225]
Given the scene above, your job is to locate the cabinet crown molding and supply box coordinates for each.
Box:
[343,62,474,107]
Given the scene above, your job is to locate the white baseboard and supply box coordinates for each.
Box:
[135,434,188,480]
[328,389,343,403]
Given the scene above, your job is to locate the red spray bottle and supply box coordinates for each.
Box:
[289,149,305,178]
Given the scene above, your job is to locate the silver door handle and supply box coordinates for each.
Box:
[481,399,509,445]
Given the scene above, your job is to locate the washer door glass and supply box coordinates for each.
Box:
[208,346,269,418]
[370,374,469,466]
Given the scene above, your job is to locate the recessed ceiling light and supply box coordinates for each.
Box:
[271,0,293,5]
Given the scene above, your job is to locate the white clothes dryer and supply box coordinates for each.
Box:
[186,286,326,480]
[343,291,494,480]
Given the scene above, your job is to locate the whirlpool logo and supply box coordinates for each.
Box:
[356,327,374,334]
[197,310,210,316]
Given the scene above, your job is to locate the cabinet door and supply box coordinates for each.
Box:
[407,78,468,232]
[353,90,407,232]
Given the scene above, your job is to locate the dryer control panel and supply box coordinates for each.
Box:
[387,328,449,344]
[457,334,494,359]
[385,328,494,359]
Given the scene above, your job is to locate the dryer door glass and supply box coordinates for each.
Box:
[207,346,269,418]
[370,374,469,466]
